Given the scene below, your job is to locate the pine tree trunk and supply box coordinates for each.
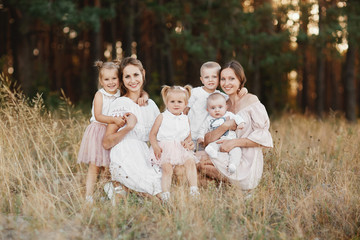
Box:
[315,0,325,118]
[343,42,357,122]
[10,8,33,95]
[89,0,103,93]
[299,0,310,113]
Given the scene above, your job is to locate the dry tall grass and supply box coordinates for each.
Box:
[0,74,359,239]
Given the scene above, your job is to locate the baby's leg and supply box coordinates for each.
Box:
[228,147,242,174]
[205,142,220,158]
[85,163,100,198]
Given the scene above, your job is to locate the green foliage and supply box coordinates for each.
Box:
[3,0,359,115]
[7,0,115,31]
[345,0,360,46]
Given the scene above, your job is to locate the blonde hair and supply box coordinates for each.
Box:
[207,92,226,106]
[161,85,192,106]
[200,61,221,76]
[94,60,120,82]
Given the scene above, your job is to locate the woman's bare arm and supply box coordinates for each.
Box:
[102,113,137,149]
[203,119,236,146]
[217,138,261,153]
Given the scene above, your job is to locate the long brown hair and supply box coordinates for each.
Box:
[221,60,247,90]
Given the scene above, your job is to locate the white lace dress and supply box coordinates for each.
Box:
[108,97,162,195]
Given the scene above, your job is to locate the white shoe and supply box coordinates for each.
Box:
[104,182,115,200]
[228,163,236,174]
[114,186,127,196]
[161,192,170,202]
[85,195,94,204]
[189,186,200,199]
[205,146,218,158]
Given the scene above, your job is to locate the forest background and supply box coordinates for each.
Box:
[1,1,360,239]
[2,0,360,121]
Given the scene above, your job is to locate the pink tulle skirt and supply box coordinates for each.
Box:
[77,122,110,167]
[149,140,195,166]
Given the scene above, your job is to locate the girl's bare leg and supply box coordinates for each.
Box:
[85,163,100,197]
[184,158,198,187]
[161,163,173,192]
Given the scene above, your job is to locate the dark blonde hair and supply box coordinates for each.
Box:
[221,60,247,90]
[161,85,192,106]
[200,61,221,76]
[118,57,146,95]
[94,60,120,82]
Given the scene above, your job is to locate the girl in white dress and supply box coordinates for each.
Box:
[102,57,162,199]
[149,85,200,201]
[77,61,124,203]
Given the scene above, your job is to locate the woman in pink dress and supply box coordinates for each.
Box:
[197,60,273,190]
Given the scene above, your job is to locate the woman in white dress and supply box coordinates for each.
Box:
[102,57,162,197]
[197,60,273,190]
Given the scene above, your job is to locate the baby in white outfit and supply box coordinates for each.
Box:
[198,93,245,174]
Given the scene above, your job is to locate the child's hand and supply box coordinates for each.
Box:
[138,91,149,106]
[237,122,245,130]
[183,107,190,115]
[153,145,162,160]
[238,87,248,98]
[137,96,148,106]
[181,139,194,151]
[113,116,125,127]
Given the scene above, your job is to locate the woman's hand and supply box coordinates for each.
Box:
[204,118,237,146]
[217,139,236,153]
[103,113,138,150]
[123,112,137,129]
[222,118,237,131]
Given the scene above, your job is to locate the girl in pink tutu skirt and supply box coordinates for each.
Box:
[77,60,147,203]
[149,85,200,201]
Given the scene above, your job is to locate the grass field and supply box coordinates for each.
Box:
[1,76,359,239]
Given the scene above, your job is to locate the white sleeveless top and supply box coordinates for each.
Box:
[157,110,190,142]
[90,88,120,123]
